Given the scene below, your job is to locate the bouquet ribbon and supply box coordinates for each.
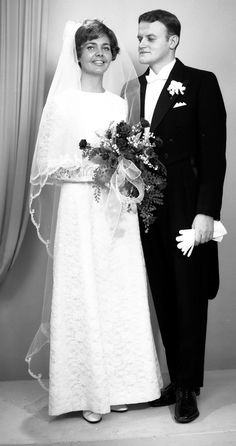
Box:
[176,221,227,257]
[105,157,144,236]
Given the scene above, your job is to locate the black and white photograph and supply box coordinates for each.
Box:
[0,0,235,444]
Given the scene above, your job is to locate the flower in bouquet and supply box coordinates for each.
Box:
[78,119,166,232]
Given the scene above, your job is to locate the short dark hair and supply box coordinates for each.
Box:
[138,9,181,38]
[75,19,120,61]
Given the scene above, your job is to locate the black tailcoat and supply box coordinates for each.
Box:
[139,58,226,387]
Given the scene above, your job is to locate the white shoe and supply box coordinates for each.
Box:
[111,404,128,412]
[82,410,102,423]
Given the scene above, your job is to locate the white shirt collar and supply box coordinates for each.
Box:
[146,59,176,83]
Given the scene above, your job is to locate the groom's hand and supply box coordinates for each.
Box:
[192,214,214,245]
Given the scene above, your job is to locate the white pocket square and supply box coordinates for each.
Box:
[173,102,187,108]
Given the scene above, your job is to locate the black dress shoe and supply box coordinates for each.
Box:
[149,383,200,408]
[174,387,199,423]
[149,383,176,407]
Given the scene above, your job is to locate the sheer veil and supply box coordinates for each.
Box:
[26,20,140,389]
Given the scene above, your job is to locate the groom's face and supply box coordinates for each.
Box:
[138,21,172,67]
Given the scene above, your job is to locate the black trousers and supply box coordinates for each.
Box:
[141,220,208,388]
[140,160,219,387]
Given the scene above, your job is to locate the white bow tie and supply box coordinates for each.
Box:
[146,74,167,84]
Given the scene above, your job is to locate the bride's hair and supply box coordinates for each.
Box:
[75,19,120,61]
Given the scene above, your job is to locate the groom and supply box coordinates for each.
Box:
[138,9,226,423]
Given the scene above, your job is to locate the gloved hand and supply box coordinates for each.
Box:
[176,221,227,257]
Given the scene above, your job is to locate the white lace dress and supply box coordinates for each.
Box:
[48,90,162,416]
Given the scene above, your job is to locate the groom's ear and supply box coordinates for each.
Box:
[169,35,179,50]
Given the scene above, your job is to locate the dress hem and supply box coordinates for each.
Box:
[49,389,162,416]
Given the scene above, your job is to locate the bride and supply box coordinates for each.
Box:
[26,19,162,423]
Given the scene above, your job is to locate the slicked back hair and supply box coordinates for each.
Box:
[138,9,181,39]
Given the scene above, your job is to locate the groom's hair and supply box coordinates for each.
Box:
[138,9,181,39]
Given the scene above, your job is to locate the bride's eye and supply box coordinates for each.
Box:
[86,45,95,51]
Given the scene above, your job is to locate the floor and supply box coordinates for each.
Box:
[0,369,236,446]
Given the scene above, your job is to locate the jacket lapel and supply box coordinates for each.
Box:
[139,68,149,119]
[150,59,188,131]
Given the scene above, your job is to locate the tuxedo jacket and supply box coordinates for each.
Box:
[139,58,226,222]
[139,58,226,300]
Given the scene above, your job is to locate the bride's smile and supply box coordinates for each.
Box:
[79,36,112,75]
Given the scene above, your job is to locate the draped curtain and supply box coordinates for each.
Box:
[0,0,48,283]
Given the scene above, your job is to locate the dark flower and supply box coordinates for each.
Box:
[106,130,112,139]
[140,118,150,128]
[155,136,163,148]
[116,121,131,137]
[117,137,128,149]
[79,139,87,149]
[102,152,110,160]
[110,154,118,168]
[145,148,155,158]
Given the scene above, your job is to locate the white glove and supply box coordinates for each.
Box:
[176,221,227,257]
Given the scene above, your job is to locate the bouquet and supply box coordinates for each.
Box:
[79,119,166,232]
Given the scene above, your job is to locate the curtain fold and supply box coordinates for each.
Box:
[0,0,48,283]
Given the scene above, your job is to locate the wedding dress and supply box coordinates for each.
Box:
[47,88,163,415]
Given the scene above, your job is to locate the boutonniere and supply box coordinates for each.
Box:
[167,80,186,96]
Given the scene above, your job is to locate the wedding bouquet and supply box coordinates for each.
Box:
[79,119,166,232]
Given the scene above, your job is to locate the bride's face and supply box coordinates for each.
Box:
[79,35,113,75]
